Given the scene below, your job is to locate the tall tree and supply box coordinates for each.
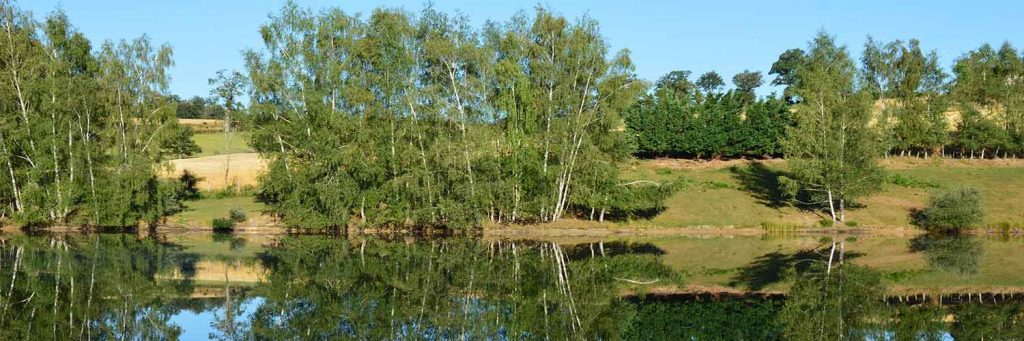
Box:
[732,70,763,103]
[1,2,184,227]
[245,4,649,230]
[696,71,724,94]
[783,32,882,224]
[769,48,805,103]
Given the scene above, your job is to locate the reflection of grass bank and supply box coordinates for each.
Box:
[630,235,1024,294]
[170,195,267,228]
[621,158,1024,229]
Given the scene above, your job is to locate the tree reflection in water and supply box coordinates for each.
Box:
[910,233,985,275]
[0,234,1021,340]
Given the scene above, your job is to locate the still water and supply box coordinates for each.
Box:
[0,232,1021,340]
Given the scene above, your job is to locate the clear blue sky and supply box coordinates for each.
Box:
[20,1,1023,98]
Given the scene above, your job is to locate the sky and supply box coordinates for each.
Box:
[19,1,1024,98]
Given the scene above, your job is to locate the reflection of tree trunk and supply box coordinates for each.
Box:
[222,264,235,337]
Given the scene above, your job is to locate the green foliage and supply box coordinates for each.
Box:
[211,217,236,231]
[952,42,1024,157]
[862,37,950,156]
[625,77,791,158]
[886,173,941,188]
[176,170,202,201]
[0,3,184,228]
[696,71,725,93]
[246,4,643,230]
[769,48,805,103]
[911,186,984,232]
[228,208,247,222]
[783,31,883,223]
[160,124,202,158]
[169,95,226,119]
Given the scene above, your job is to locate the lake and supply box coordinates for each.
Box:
[0,231,1021,339]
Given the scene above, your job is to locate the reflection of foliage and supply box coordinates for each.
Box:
[909,234,984,275]
[250,237,681,339]
[0,235,195,339]
[889,305,946,341]
[780,262,888,340]
[623,296,784,340]
[730,244,863,290]
[952,302,1024,340]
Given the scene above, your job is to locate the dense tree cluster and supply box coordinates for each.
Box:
[628,35,1024,161]
[167,95,226,119]
[245,4,672,230]
[0,2,190,227]
[625,70,791,158]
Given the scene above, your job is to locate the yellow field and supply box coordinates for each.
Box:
[178,118,226,133]
[167,153,266,191]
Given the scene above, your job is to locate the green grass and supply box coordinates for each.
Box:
[172,195,266,227]
[622,160,1024,229]
[192,132,253,157]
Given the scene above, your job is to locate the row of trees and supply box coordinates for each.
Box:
[625,70,791,158]
[0,2,190,227]
[245,4,673,229]
[167,94,227,119]
[627,36,1024,161]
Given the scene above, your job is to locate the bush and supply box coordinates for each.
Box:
[177,170,202,201]
[911,186,984,233]
[211,217,236,232]
[229,208,247,222]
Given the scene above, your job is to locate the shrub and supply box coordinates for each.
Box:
[229,208,248,222]
[911,186,983,233]
[176,170,202,201]
[211,217,236,232]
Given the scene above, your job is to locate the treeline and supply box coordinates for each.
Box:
[0,3,191,227]
[626,38,1024,159]
[167,95,226,119]
[246,4,673,229]
[625,70,791,158]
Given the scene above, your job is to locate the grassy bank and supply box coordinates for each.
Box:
[620,158,1024,229]
[170,194,268,228]
[163,156,1024,230]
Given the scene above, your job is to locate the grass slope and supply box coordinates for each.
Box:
[171,195,267,228]
[192,132,253,157]
[622,158,1024,229]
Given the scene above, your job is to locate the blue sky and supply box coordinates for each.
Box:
[20,1,1023,98]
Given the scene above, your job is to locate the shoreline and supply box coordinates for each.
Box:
[4,222,1022,239]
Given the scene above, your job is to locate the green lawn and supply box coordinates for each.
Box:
[171,195,267,227]
[622,159,1024,229]
[191,132,253,157]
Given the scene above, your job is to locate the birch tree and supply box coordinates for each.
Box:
[783,32,882,225]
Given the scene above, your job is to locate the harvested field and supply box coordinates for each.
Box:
[178,118,226,133]
[167,153,266,191]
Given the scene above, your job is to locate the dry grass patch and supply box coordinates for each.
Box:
[167,153,266,191]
